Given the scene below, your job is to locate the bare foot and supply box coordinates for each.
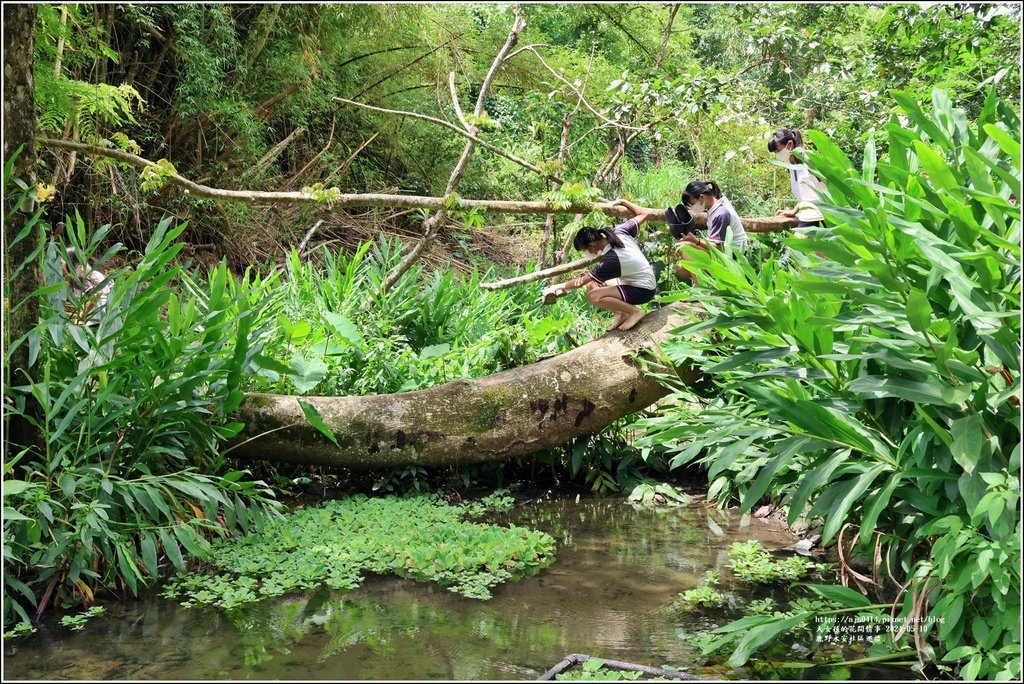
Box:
[617,310,646,331]
[606,313,625,331]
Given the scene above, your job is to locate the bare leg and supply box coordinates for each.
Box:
[606,312,626,331]
[587,285,644,331]
[585,280,625,330]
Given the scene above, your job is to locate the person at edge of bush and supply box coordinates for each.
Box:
[541,198,656,332]
[666,180,748,286]
[767,128,827,235]
[63,246,112,325]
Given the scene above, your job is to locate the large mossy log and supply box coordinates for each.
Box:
[226,302,702,469]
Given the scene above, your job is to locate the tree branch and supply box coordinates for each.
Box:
[332,96,561,184]
[519,46,646,131]
[381,5,526,292]
[38,138,800,229]
[655,5,681,69]
[595,6,654,57]
[481,253,600,291]
[448,71,470,130]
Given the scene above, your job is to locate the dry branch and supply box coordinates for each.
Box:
[37,139,801,229]
[380,5,526,293]
[332,96,561,184]
[480,253,600,291]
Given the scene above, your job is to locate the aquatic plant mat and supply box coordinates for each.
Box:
[163,494,556,608]
[538,653,705,680]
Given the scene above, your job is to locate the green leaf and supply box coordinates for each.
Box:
[727,612,814,667]
[982,124,1021,167]
[805,583,872,608]
[2,480,36,496]
[821,463,889,544]
[950,414,983,473]
[173,524,210,560]
[288,352,328,394]
[906,290,933,333]
[419,343,451,360]
[858,472,902,546]
[962,653,983,680]
[140,532,158,576]
[943,645,977,663]
[158,528,185,572]
[323,312,364,349]
[847,375,972,407]
[298,399,340,448]
[939,594,964,640]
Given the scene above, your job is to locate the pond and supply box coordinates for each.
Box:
[2,495,918,680]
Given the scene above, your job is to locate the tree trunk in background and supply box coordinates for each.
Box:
[226,302,703,469]
[3,4,41,452]
[539,109,574,266]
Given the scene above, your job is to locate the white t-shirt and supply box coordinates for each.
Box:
[789,165,825,223]
[587,218,657,291]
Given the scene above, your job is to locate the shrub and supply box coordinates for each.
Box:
[635,87,1020,678]
[3,204,281,631]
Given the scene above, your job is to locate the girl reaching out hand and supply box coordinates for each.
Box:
[542,199,657,332]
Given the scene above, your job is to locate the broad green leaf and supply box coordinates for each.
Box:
[2,480,37,496]
[805,583,872,608]
[847,375,972,407]
[821,463,889,544]
[323,312,364,349]
[982,124,1021,168]
[298,399,340,448]
[727,612,814,667]
[419,343,451,359]
[858,472,902,546]
[905,290,933,333]
[950,414,983,473]
[140,532,158,576]
[288,352,328,394]
[158,528,185,571]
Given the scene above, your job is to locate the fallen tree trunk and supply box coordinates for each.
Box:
[226,302,702,469]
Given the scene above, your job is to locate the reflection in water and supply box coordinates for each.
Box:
[1,496,912,681]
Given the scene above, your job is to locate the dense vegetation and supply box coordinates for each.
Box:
[3,3,1020,680]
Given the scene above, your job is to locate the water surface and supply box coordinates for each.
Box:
[2,495,909,680]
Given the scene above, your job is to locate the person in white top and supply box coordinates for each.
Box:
[63,247,112,325]
[542,199,656,332]
[668,180,748,286]
[768,128,827,230]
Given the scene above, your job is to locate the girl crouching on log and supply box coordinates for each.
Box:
[542,199,656,332]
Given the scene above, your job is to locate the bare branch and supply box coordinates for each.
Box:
[595,6,654,57]
[381,5,527,292]
[655,5,681,69]
[481,254,601,291]
[520,46,646,132]
[333,96,561,184]
[448,71,470,130]
[37,138,799,229]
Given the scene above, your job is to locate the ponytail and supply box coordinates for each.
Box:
[683,180,723,201]
[768,128,804,153]
[573,226,623,251]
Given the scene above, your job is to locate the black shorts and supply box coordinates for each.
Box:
[617,284,656,305]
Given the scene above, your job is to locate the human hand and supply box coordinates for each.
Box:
[541,285,566,306]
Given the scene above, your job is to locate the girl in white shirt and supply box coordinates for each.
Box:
[767,128,827,229]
